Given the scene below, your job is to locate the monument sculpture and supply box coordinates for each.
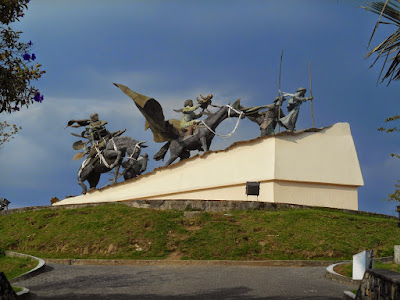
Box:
[243,96,286,136]
[242,55,316,136]
[174,94,213,137]
[278,87,313,132]
[120,153,149,181]
[56,69,363,212]
[0,198,10,210]
[114,83,248,166]
[66,115,148,194]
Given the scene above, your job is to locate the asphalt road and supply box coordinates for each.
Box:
[15,263,354,299]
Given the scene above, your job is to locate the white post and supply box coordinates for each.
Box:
[352,250,374,280]
[394,245,400,264]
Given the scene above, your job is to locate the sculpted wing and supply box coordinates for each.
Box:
[114,83,182,143]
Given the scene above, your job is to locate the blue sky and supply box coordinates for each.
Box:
[0,0,399,216]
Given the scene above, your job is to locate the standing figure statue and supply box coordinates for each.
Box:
[279,87,313,132]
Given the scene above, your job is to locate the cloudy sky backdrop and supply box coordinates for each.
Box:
[1,0,399,216]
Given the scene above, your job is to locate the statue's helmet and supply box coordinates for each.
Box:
[90,113,99,121]
[274,96,280,102]
[296,87,306,93]
[184,99,193,107]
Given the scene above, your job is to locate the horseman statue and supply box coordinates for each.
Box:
[174,94,213,138]
[114,83,253,166]
[66,113,148,194]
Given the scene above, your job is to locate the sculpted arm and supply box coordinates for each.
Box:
[183,104,203,119]
[183,104,201,113]
[280,91,295,98]
[294,95,313,103]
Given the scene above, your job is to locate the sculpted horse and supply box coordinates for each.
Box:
[120,153,149,181]
[78,136,147,194]
[154,100,244,166]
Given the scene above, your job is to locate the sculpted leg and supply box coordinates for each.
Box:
[166,141,182,166]
[78,174,88,195]
[166,155,178,166]
[200,136,208,152]
[111,164,121,184]
[179,150,190,161]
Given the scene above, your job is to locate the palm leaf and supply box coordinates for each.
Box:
[362,1,400,85]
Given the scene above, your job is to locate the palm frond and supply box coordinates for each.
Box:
[368,1,400,26]
[363,1,400,85]
[362,0,390,48]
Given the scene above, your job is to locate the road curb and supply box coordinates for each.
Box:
[43,258,340,267]
[6,251,46,283]
[325,261,361,286]
[16,287,30,297]
[325,256,394,286]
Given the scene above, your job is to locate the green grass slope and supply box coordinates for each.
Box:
[0,203,398,260]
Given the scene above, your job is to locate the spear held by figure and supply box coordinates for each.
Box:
[309,61,315,128]
[277,50,283,133]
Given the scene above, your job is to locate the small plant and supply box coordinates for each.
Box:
[12,286,23,293]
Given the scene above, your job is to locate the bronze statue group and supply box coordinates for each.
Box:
[67,84,314,194]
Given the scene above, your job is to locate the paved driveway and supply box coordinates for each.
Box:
[16,263,354,299]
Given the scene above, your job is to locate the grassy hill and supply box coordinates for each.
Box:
[0,203,398,261]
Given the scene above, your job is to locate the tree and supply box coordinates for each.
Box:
[378,115,400,201]
[362,0,400,201]
[0,120,20,147]
[0,0,45,145]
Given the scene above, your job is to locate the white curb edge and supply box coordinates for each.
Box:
[6,251,46,283]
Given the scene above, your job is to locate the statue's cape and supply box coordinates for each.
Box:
[114,83,182,143]
[240,104,270,116]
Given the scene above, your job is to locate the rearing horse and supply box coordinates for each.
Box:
[78,136,147,194]
[154,100,244,166]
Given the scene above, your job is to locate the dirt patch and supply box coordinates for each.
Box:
[107,243,118,253]
[165,251,183,260]
[185,226,202,231]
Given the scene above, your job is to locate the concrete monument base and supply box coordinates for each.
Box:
[54,122,364,210]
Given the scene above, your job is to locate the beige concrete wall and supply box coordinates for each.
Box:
[272,180,359,210]
[54,122,363,210]
[274,123,364,186]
